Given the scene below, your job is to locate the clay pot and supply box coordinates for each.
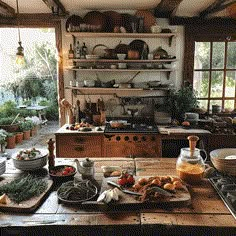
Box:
[15,132,24,144]
[23,130,31,140]
[127,50,139,59]
[6,135,16,149]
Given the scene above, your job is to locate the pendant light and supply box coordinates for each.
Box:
[15,0,24,65]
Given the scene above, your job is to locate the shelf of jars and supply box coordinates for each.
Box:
[65,32,177,38]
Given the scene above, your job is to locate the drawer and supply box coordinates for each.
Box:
[56,135,102,146]
[57,143,102,157]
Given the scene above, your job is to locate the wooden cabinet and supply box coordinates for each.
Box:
[56,134,103,157]
[103,134,158,158]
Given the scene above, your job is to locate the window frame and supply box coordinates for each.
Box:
[184,22,236,112]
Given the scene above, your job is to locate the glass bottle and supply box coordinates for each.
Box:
[75,41,81,59]
[81,42,87,59]
[68,44,74,59]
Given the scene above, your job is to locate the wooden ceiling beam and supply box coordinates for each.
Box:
[199,0,236,18]
[154,0,183,18]
[42,0,68,16]
[0,0,15,17]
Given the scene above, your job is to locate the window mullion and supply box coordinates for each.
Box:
[208,42,213,112]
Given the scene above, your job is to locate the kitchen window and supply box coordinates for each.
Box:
[184,22,236,113]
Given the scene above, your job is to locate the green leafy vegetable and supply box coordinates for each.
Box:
[0,174,48,203]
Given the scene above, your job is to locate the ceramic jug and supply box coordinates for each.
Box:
[75,158,94,179]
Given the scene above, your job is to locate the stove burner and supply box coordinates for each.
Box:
[105,123,158,134]
[210,175,236,220]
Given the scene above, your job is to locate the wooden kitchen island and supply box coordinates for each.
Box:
[0,157,235,236]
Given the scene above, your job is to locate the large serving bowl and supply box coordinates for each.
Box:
[210,148,236,176]
[12,148,48,171]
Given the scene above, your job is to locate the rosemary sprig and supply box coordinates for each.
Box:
[0,174,48,203]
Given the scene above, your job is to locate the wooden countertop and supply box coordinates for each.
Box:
[0,157,235,235]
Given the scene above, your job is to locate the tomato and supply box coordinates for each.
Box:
[64,167,74,173]
[126,175,135,185]
[118,177,127,186]
[62,170,69,175]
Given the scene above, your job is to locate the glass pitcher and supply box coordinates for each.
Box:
[176,148,207,184]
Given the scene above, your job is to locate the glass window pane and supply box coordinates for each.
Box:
[193,71,209,98]
[227,42,236,69]
[210,71,223,97]
[197,100,208,110]
[224,100,234,111]
[212,42,225,69]
[225,71,236,97]
[194,42,210,69]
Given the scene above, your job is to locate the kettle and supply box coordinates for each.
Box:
[75,158,94,179]
[176,136,207,184]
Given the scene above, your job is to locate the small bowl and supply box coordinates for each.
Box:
[49,165,77,181]
[117,54,126,60]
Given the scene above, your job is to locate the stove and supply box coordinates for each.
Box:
[209,175,236,220]
[104,123,159,134]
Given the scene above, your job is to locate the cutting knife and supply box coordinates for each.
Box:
[150,186,174,197]
[107,180,142,196]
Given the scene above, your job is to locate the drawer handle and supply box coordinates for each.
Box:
[74,146,84,152]
[74,137,85,143]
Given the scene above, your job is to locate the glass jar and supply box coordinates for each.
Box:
[176,148,207,184]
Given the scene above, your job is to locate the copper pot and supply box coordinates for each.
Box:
[127,50,139,59]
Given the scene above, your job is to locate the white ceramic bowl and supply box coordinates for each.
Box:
[84,80,95,87]
[12,149,48,171]
[117,54,126,60]
[210,148,236,176]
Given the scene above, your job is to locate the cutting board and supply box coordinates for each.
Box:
[0,179,53,213]
[100,177,191,207]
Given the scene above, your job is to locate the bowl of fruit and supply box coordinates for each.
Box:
[49,165,77,182]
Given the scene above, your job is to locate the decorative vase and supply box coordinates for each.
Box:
[6,135,16,149]
[15,132,24,144]
[23,130,31,140]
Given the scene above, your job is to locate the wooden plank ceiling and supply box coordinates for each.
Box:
[0,0,236,21]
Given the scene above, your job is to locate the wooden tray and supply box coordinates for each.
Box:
[0,179,53,212]
[98,176,191,207]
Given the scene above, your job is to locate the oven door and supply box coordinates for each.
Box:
[104,134,158,158]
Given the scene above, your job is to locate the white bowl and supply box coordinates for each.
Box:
[210,148,236,176]
[12,149,48,171]
[117,54,126,60]
[84,80,95,87]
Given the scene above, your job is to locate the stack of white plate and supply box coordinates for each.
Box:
[0,158,6,175]
[85,54,100,60]
[12,149,48,171]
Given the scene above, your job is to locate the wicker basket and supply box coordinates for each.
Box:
[210,148,236,176]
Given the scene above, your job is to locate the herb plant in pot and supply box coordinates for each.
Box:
[0,129,8,153]
[0,117,20,133]
[19,120,34,140]
[166,86,198,123]
[6,132,16,149]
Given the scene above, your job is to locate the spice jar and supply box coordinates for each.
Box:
[176,136,207,184]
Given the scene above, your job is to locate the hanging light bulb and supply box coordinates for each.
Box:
[15,0,25,65]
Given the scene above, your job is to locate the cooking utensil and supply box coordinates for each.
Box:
[149,186,173,197]
[129,40,149,59]
[107,180,142,196]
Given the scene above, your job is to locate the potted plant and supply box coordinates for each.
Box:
[15,131,24,144]
[6,132,16,149]
[166,86,199,123]
[0,116,20,133]
[0,129,8,153]
[19,120,34,140]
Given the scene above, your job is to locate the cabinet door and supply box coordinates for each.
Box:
[56,134,102,157]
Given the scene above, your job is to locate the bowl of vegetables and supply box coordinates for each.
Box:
[12,148,48,171]
[49,165,77,181]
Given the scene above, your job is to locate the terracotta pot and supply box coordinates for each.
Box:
[30,126,38,136]
[23,130,31,140]
[6,135,16,149]
[15,132,24,144]
[127,50,139,59]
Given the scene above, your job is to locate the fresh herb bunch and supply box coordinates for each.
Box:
[0,174,48,203]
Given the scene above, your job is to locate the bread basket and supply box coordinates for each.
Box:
[210,148,236,176]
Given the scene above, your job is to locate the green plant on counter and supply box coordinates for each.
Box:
[19,120,34,131]
[166,86,199,122]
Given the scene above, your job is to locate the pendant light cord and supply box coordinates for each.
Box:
[16,0,21,43]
